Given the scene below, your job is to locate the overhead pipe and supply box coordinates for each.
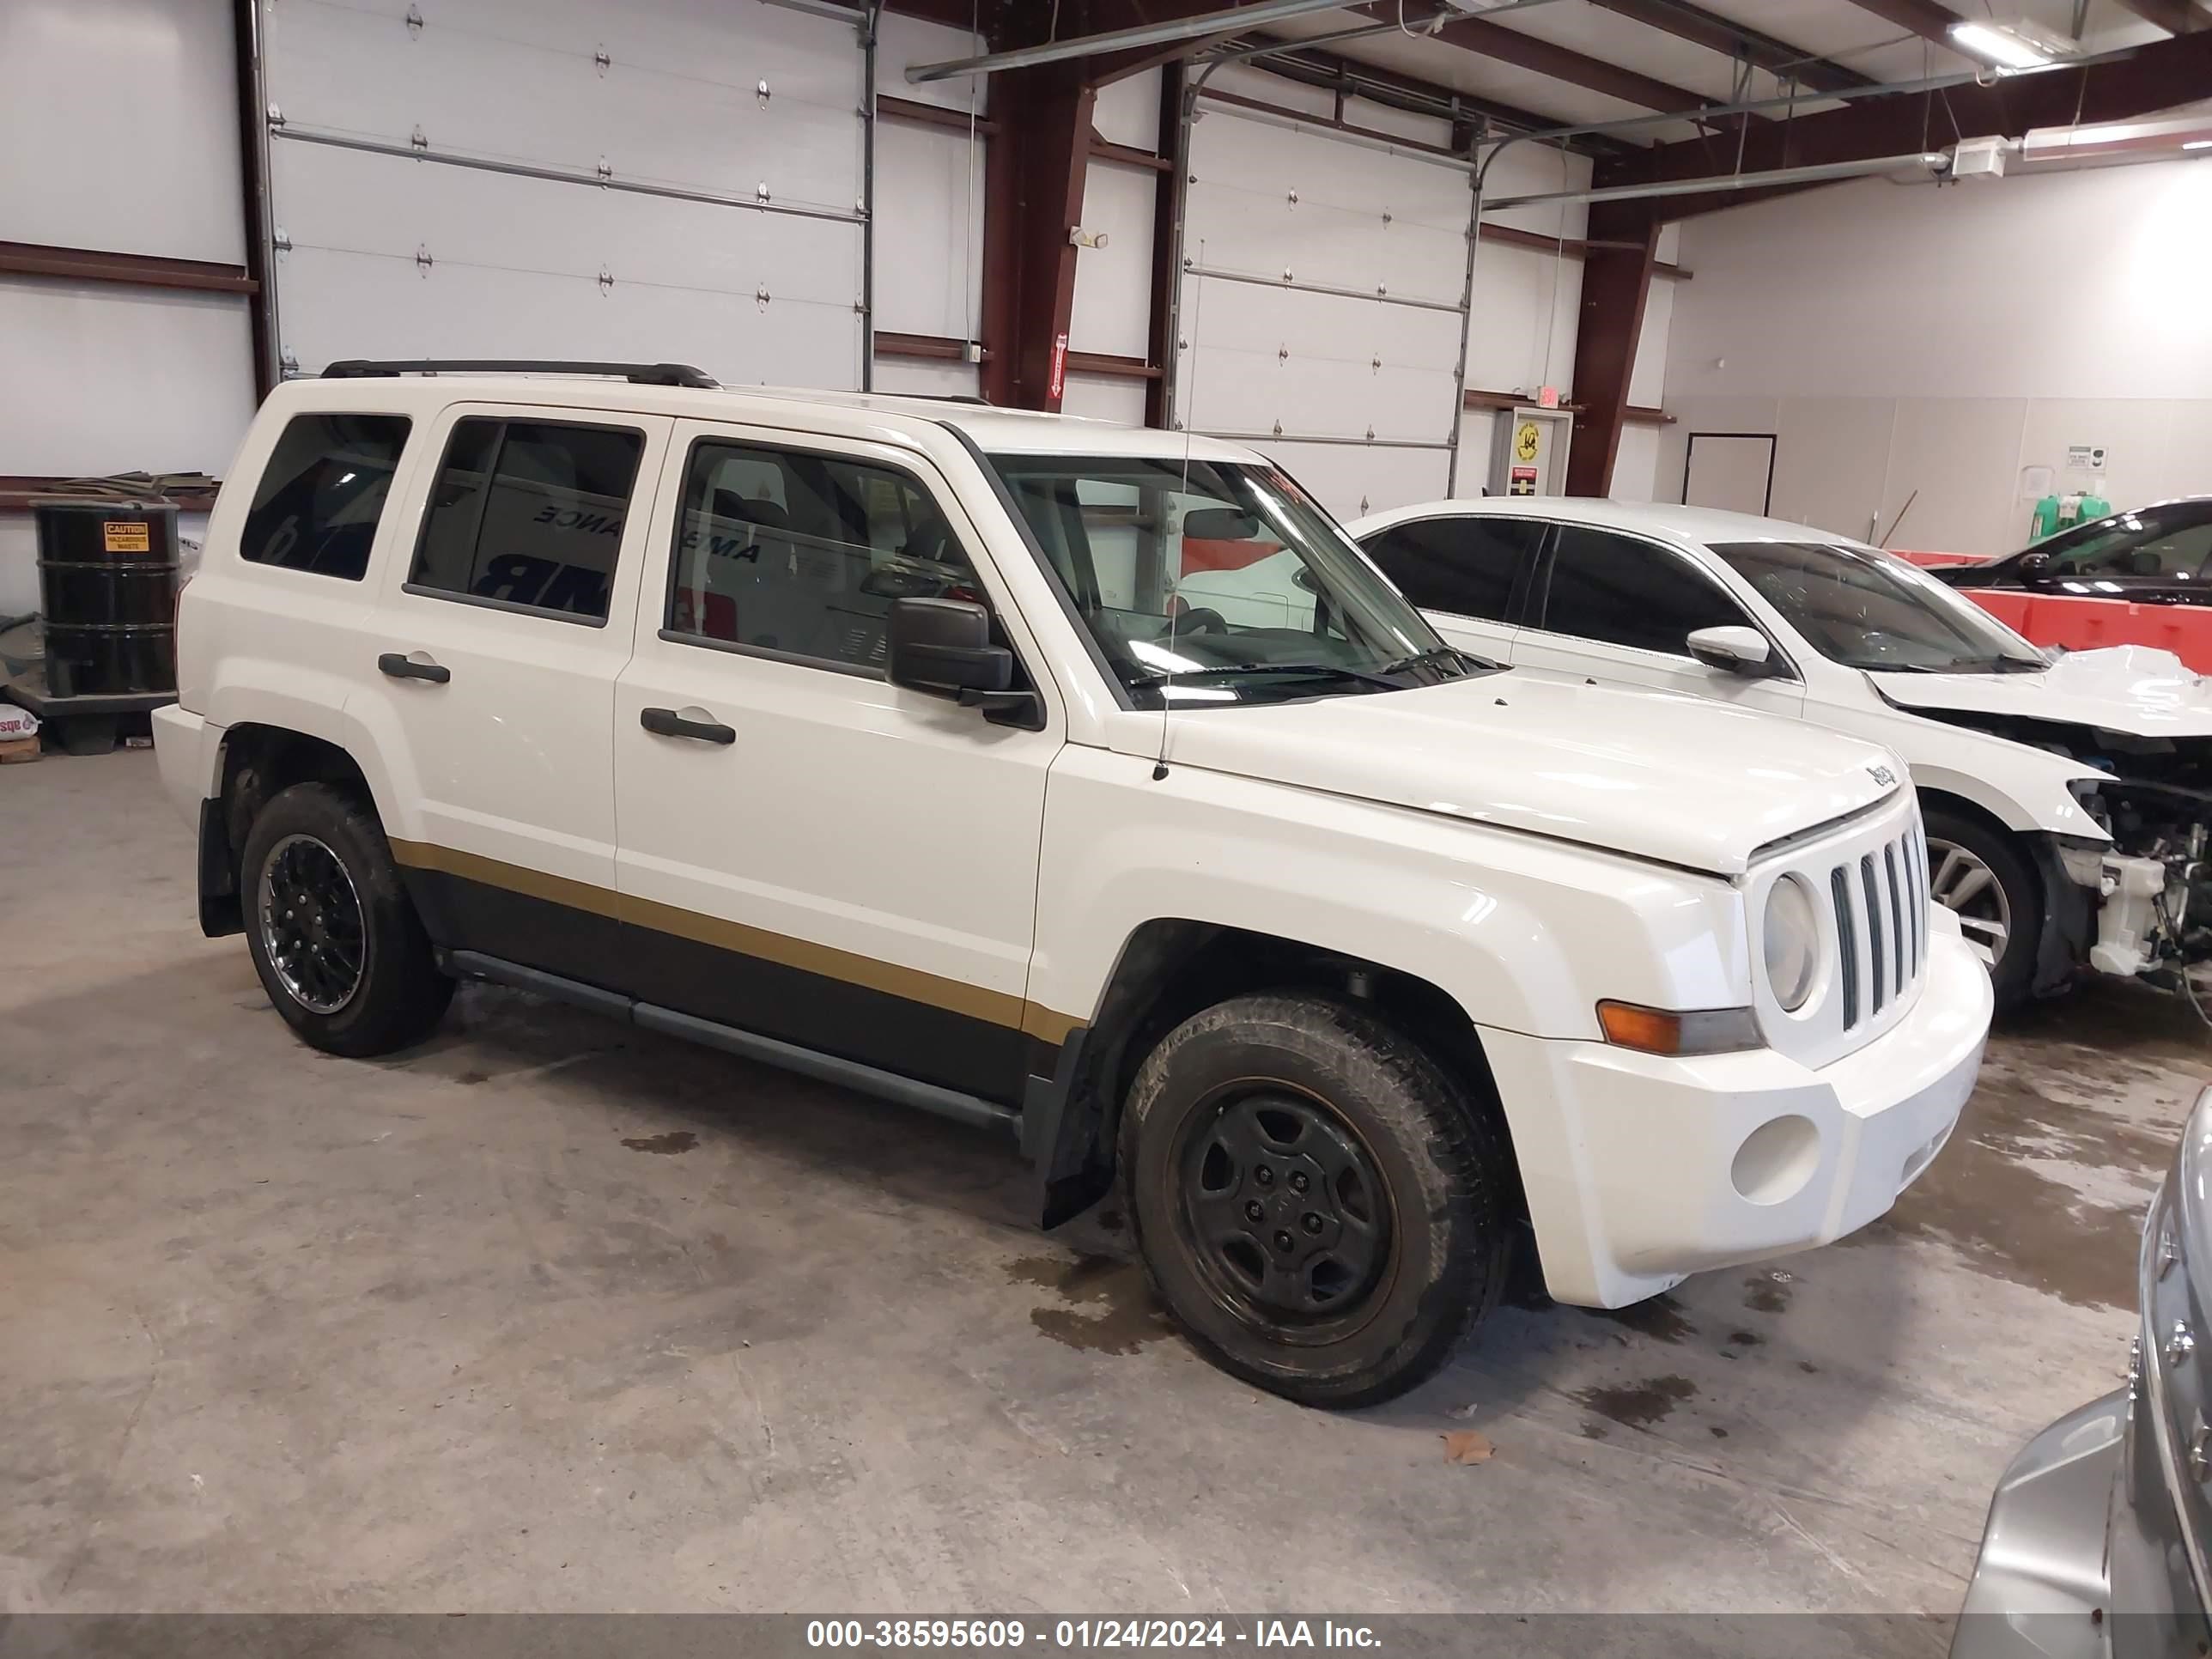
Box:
[906,0,1364,83]
[1504,42,2145,148]
[1486,149,1952,210]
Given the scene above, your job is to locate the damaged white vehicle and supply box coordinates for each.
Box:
[1339,499,2212,1010]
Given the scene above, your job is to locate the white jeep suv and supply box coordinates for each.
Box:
[154,361,1992,1407]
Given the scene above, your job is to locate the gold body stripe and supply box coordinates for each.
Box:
[388,838,1085,1042]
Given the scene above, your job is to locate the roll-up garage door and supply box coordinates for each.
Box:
[1171,100,1474,520]
[261,0,867,386]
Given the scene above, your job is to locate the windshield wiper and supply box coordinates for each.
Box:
[1929,655,2050,675]
[1127,662,1401,691]
[1852,655,2045,675]
[1377,645,1489,678]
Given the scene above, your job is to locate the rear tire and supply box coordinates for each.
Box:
[240,781,453,1056]
[1121,993,1510,1409]
[1923,804,2040,1011]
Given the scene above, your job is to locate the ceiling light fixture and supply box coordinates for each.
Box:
[1948,21,2052,70]
[2186,140,2212,151]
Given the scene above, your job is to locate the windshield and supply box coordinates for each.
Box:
[1712,540,2048,673]
[986,454,1478,706]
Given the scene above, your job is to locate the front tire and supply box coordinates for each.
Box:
[1121,993,1510,1409]
[1923,805,2040,1011]
[240,781,453,1057]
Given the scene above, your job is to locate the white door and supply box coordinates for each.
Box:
[611,419,1061,1103]
[1684,433,1776,517]
[1353,513,1546,663]
[358,403,672,983]
[1510,523,1807,718]
[1173,101,1469,520]
[263,0,867,386]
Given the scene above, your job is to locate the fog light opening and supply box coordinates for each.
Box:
[1731,1115,1821,1206]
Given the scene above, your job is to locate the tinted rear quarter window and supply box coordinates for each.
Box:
[409,417,645,623]
[240,413,412,580]
[1361,515,1541,621]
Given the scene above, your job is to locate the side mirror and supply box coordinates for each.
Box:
[2016,550,2054,586]
[888,597,1013,696]
[1686,624,1775,677]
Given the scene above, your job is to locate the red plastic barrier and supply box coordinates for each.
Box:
[1960,589,2212,673]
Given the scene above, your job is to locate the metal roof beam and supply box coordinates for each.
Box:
[1582,0,1877,94]
[1838,0,1967,47]
[1598,27,2212,215]
[1364,3,1747,116]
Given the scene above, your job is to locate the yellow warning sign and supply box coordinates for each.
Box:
[1514,421,1542,464]
[101,521,151,554]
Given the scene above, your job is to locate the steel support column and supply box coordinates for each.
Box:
[1562,201,1658,496]
[978,65,1096,410]
[1144,60,1186,429]
[232,0,279,397]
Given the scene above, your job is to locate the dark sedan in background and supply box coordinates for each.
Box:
[1910,500,2212,672]
[1934,499,2212,605]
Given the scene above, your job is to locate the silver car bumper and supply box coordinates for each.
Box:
[1953,1389,2128,1659]
[1954,1090,2212,1659]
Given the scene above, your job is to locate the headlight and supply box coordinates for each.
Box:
[1765,876,1820,1012]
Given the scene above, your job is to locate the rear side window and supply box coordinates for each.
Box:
[1361,515,1541,623]
[408,417,645,623]
[240,413,412,580]
[664,440,983,672]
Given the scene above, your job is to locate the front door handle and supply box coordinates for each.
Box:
[641,706,736,745]
[379,652,451,684]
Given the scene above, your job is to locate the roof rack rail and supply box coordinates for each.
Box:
[871,391,994,406]
[321,359,720,389]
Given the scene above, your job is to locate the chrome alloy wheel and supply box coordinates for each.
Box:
[258,832,367,1015]
[1928,836,2011,969]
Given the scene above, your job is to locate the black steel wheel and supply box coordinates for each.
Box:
[1123,992,1511,1409]
[240,781,453,1056]
[1176,1085,1393,1336]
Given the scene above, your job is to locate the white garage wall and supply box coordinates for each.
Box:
[1661,162,2212,552]
[873,12,986,398]
[0,0,259,613]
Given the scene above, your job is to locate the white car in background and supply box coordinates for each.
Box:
[1343,499,2212,1011]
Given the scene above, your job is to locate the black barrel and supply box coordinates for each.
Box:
[33,500,179,697]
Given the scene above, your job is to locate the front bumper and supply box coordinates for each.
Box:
[1482,927,1992,1309]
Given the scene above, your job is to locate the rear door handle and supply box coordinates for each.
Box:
[378,652,451,684]
[641,706,736,745]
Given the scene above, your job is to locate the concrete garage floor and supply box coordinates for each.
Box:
[4,750,2207,1624]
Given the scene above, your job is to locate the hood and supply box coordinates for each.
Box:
[1135,672,1903,877]
[1869,645,2212,739]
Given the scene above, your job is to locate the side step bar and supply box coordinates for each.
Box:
[442,950,1022,1141]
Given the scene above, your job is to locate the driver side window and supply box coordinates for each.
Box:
[1540,526,1753,656]
[2051,519,2212,580]
[664,440,983,673]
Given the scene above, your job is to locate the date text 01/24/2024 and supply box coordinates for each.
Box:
[805,1622,1382,1650]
